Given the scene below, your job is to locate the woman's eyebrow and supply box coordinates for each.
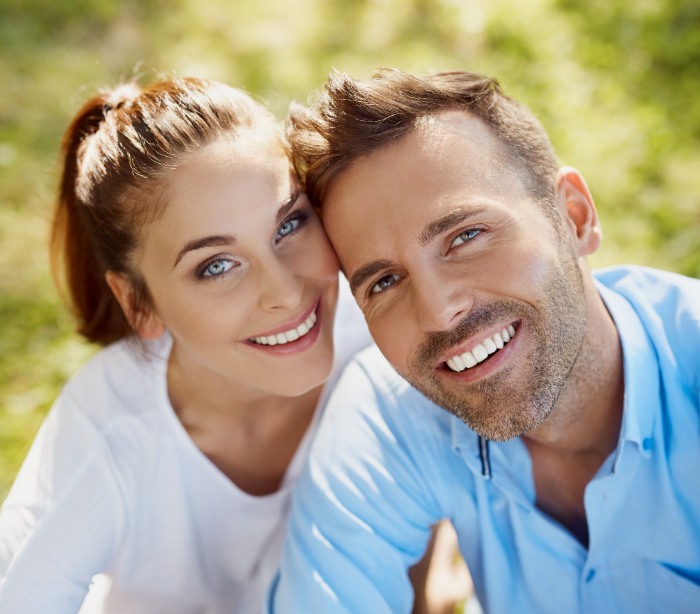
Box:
[173,235,235,268]
[275,190,301,225]
[172,191,303,269]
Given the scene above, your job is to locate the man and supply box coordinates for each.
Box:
[269,69,700,613]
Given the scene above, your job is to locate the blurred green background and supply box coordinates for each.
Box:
[1,0,698,500]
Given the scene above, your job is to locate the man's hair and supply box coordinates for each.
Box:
[287,68,560,211]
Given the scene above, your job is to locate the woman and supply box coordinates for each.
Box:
[0,77,370,613]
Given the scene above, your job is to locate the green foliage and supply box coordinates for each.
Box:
[0,0,698,499]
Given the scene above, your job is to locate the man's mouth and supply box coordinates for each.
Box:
[249,309,318,346]
[445,324,516,372]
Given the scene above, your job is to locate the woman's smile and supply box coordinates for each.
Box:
[247,299,324,353]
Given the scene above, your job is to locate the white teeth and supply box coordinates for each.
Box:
[463,351,477,368]
[452,354,467,371]
[472,344,488,362]
[483,338,497,355]
[445,324,517,373]
[251,310,317,346]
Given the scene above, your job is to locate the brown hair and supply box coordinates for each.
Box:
[51,77,277,346]
[288,68,560,211]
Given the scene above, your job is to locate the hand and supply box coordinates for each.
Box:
[409,520,473,614]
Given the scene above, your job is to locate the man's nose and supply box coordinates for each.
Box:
[411,269,473,333]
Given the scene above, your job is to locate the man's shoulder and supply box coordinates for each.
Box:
[595,265,700,331]
[323,344,454,444]
[346,345,447,413]
[594,265,700,309]
[595,264,700,391]
[351,344,412,396]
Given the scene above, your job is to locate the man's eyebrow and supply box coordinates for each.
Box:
[419,205,488,246]
[173,235,235,268]
[276,190,302,226]
[349,259,394,295]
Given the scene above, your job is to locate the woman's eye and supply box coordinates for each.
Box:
[275,216,303,242]
[200,258,236,278]
[450,228,481,248]
[370,273,401,295]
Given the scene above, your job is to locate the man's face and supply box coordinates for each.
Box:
[322,111,589,441]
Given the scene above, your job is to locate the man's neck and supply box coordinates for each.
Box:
[522,284,625,545]
[525,281,624,455]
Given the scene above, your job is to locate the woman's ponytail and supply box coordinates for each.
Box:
[50,92,133,345]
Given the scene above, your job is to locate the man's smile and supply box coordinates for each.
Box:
[445,324,517,372]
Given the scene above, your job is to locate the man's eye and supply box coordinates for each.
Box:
[199,258,236,279]
[370,274,400,295]
[450,228,481,248]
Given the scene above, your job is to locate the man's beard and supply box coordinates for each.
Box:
[405,252,588,441]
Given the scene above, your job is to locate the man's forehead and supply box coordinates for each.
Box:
[320,107,527,231]
[326,109,500,194]
[414,109,496,144]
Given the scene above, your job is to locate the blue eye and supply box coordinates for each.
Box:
[450,228,480,248]
[275,213,308,243]
[199,258,236,279]
[370,273,401,295]
[277,219,298,238]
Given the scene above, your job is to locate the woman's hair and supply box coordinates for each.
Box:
[287,68,560,212]
[51,77,278,346]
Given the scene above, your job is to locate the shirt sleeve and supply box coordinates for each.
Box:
[0,394,126,613]
[269,352,445,613]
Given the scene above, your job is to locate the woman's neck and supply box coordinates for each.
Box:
[166,342,324,496]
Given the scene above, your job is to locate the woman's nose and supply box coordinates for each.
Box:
[258,256,304,313]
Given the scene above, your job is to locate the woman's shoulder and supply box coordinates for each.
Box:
[59,334,171,428]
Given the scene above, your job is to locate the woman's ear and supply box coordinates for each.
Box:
[105,271,165,340]
[556,166,602,257]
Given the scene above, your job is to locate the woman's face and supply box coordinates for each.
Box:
[135,130,339,399]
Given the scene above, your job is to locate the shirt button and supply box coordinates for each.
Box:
[585,569,596,583]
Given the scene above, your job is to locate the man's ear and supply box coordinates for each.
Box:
[556,166,602,257]
[105,271,166,340]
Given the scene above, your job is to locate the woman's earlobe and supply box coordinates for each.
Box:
[105,271,165,339]
[136,313,166,340]
[555,167,602,257]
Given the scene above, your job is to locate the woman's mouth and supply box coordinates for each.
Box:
[249,309,318,346]
[445,324,516,372]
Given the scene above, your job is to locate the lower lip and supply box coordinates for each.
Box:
[438,326,519,383]
[244,301,324,356]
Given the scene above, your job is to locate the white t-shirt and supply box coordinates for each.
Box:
[0,278,370,613]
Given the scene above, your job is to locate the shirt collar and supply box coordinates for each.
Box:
[596,279,659,460]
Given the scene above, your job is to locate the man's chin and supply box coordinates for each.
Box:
[457,407,549,442]
[411,379,553,441]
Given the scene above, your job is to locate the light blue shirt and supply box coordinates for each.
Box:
[269,266,700,614]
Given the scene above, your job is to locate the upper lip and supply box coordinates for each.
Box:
[437,321,518,366]
[247,300,319,340]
